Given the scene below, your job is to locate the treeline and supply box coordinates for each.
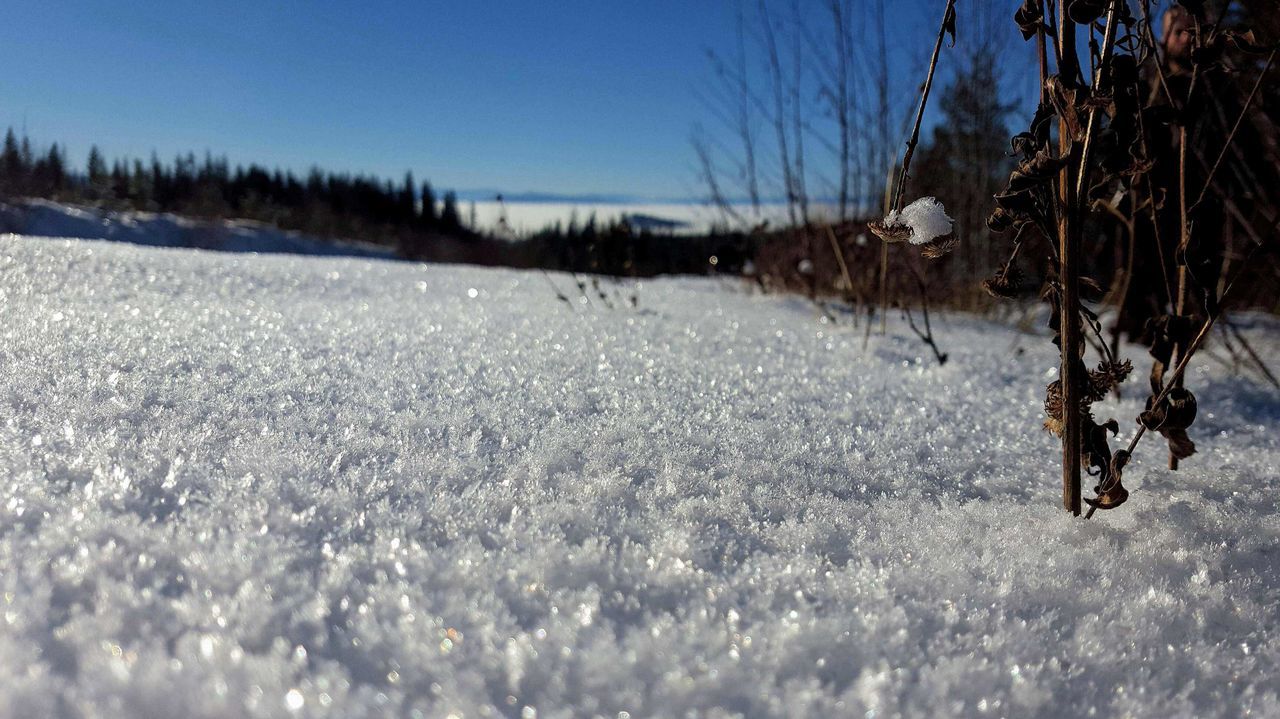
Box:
[525,214,753,277]
[0,128,476,256]
[0,128,754,278]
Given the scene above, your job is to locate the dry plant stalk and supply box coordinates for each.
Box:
[797,0,958,356]
[987,0,1276,517]
[863,0,957,348]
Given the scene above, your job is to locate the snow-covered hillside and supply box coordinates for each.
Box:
[1,234,1278,718]
[0,199,397,260]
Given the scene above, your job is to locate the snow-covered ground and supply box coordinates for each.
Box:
[1,234,1278,718]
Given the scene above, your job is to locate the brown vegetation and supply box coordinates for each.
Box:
[711,0,1279,519]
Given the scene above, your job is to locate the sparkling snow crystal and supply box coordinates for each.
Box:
[883,196,953,244]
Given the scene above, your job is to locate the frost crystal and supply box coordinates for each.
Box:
[883,197,953,245]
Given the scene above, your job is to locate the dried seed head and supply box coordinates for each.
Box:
[871,198,953,246]
[920,236,959,259]
[1086,359,1134,402]
[1043,379,1065,436]
[868,218,913,243]
[982,264,1024,299]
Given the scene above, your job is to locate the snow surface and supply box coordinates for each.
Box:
[1,234,1278,718]
[884,197,954,245]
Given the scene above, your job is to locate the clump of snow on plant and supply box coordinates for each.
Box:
[2,233,1280,718]
[884,196,953,244]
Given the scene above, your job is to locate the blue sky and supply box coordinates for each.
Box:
[0,1,1025,200]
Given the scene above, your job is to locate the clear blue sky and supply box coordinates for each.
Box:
[0,1,1021,200]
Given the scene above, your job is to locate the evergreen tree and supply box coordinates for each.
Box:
[420,181,437,227]
[19,136,33,177]
[1,129,23,195]
[398,172,416,225]
[87,145,106,179]
[111,160,130,201]
[132,159,153,208]
[151,153,170,208]
[173,152,196,203]
[45,144,65,194]
[87,144,110,198]
[31,154,51,198]
[440,190,461,233]
[87,145,109,198]
[581,212,600,271]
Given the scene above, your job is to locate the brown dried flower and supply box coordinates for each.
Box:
[920,236,959,259]
[982,264,1024,299]
[1044,379,1066,436]
[1086,359,1134,402]
[868,218,913,244]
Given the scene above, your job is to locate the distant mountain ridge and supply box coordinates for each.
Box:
[453,189,863,206]
[452,189,700,205]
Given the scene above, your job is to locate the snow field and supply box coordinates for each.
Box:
[0,235,1278,718]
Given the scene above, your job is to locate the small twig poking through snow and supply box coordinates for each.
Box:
[592,277,615,310]
[902,262,949,365]
[901,304,947,365]
[824,225,859,317]
[540,270,573,308]
[571,273,594,308]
